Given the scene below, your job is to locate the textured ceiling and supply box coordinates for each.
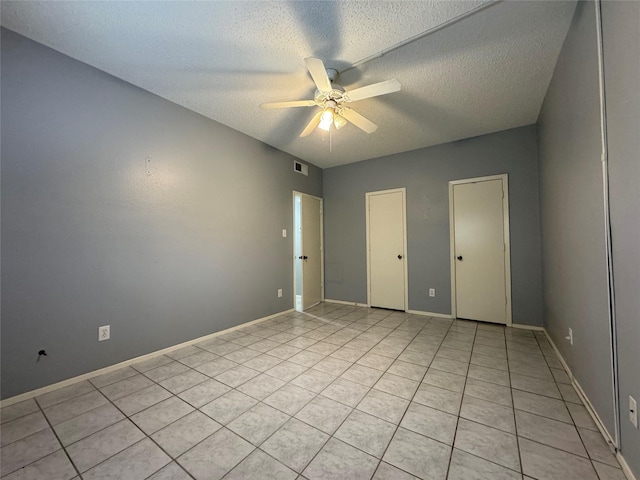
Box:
[1,1,576,168]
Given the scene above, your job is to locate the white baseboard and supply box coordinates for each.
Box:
[0,308,294,408]
[323,299,369,308]
[543,330,637,480]
[511,323,545,331]
[406,309,453,319]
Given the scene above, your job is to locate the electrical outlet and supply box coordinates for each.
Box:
[98,325,110,342]
[630,395,638,428]
[282,229,287,238]
[429,288,436,297]
[565,328,573,346]
[277,289,283,298]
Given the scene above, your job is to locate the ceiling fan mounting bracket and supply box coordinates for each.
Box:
[325,68,339,83]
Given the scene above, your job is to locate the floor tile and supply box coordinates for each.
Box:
[200,389,258,425]
[454,418,520,471]
[66,419,144,472]
[320,378,369,407]
[237,373,286,400]
[1,399,40,425]
[287,336,319,349]
[592,461,627,480]
[227,403,290,445]
[566,402,598,431]
[231,334,263,347]
[290,369,336,393]
[464,378,512,407]
[515,410,586,457]
[1,411,50,447]
[195,357,237,377]
[303,438,378,480]
[130,396,194,435]
[224,449,297,480]
[357,389,409,424]
[334,410,396,458]
[177,378,231,408]
[519,437,598,480]
[0,428,61,477]
[289,350,325,367]
[82,438,170,480]
[177,428,254,480]
[397,349,435,367]
[372,462,419,480]
[159,370,208,394]
[99,375,155,402]
[511,373,561,399]
[340,364,384,387]
[54,403,125,446]
[448,448,521,480]
[460,395,516,433]
[295,396,353,434]
[214,365,260,387]
[177,350,218,368]
[330,346,365,362]
[265,361,309,382]
[413,383,462,415]
[383,427,451,479]
[430,357,470,376]
[261,418,329,472]
[357,352,395,371]
[400,402,458,445]
[436,347,471,362]
[387,360,428,381]
[242,353,283,372]
[151,410,221,457]
[467,364,510,387]
[143,362,191,383]
[578,427,619,466]
[247,339,281,353]
[269,344,303,360]
[470,352,509,371]
[264,383,317,415]
[147,462,192,480]
[1,449,76,480]
[36,381,96,409]
[42,391,108,427]
[312,357,352,376]
[374,373,419,400]
[423,369,466,393]
[224,347,262,363]
[558,383,583,404]
[512,389,572,424]
[472,344,507,359]
[89,367,139,388]
[166,345,203,360]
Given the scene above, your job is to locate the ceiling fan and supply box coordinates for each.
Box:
[260,57,401,137]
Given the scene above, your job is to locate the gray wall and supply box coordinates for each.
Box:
[537,0,616,445]
[0,29,322,399]
[323,125,544,326]
[602,1,640,473]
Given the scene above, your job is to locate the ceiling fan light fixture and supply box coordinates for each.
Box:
[334,114,347,130]
[319,109,334,131]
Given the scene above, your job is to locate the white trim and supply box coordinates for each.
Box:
[449,174,512,326]
[617,453,638,480]
[324,299,369,308]
[406,309,453,319]
[293,191,324,312]
[543,330,620,455]
[0,308,294,408]
[365,187,408,311]
[511,323,545,331]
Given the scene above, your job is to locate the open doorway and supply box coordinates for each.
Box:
[293,192,323,311]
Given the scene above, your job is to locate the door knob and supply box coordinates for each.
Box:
[457,256,463,261]
[302,255,308,260]
[397,254,403,260]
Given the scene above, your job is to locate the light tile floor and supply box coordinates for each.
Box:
[0,303,627,480]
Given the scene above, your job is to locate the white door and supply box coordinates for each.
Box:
[367,189,407,310]
[451,176,510,324]
[301,194,322,310]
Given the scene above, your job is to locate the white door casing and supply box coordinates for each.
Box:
[450,175,512,325]
[299,193,323,310]
[366,188,408,311]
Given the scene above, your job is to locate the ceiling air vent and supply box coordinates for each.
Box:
[294,161,309,176]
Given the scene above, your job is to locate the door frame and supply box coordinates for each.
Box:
[366,187,409,311]
[449,174,512,325]
[292,191,324,310]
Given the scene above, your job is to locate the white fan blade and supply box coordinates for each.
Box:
[300,111,323,137]
[304,57,332,92]
[260,100,316,109]
[344,79,401,102]
[340,108,378,134]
